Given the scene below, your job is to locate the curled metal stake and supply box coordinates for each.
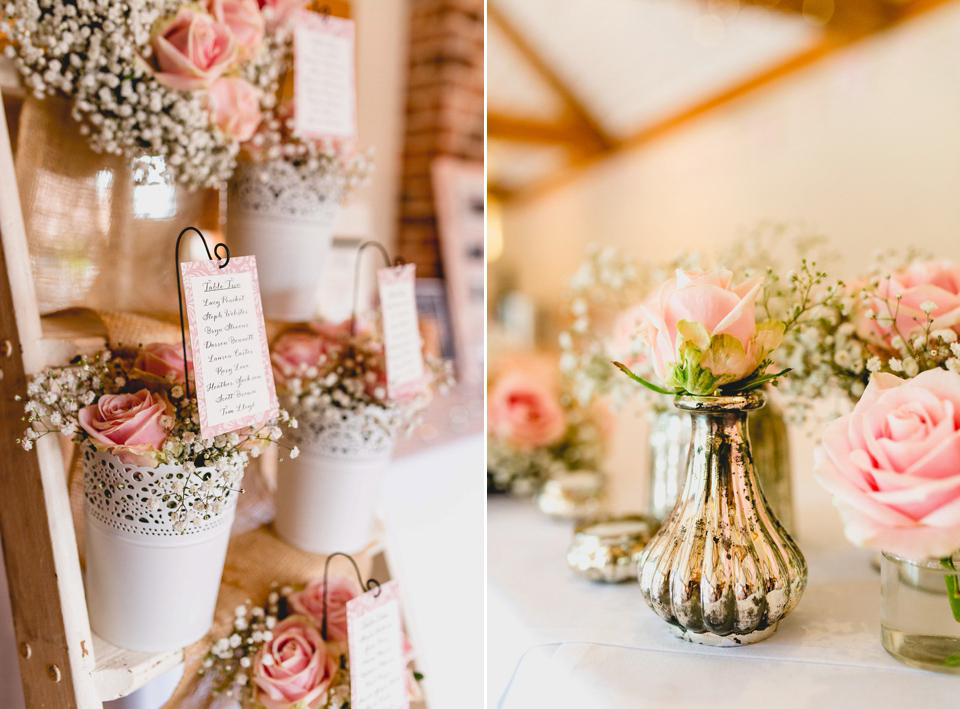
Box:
[174,226,230,402]
[320,551,380,641]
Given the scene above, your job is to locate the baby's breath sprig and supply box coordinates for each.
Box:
[277,325,454,441]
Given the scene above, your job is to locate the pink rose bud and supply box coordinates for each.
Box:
[252,616,337,709]
[78,390,170,466]
[149,7,238,91]
[854,260,960,349]
[209,0,265,56]
[288,577,362,642]
[134,342,193,384]
[814,369,960,559]
[209,77,262,142]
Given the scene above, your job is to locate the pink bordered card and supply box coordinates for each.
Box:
[377,264,425,401]
[346,580,409,709]
[292,10,358,141]
[179,256,279,440]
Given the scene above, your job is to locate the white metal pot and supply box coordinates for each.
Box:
[82,447,240,652]
[274,410,397,554]
[226,160,339,321]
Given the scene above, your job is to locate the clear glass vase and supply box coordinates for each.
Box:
[881,551,960,673]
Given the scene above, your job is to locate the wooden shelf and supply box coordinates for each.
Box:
[90,637,182,703]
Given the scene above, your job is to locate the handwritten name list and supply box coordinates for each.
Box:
[293,12,357,140]
[180,256,278,439]
[378,264,424,400]
[347,581,408,709]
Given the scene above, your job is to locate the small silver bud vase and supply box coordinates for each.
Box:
[637,392,807,646]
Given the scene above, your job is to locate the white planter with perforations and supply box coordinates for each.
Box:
[81,446,241,652]
[275,410,397,554]
[226,161,339,322]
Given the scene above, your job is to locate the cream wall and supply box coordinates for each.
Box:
[497,0,960,316]
[339,0,410,248]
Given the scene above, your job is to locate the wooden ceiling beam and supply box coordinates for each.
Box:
[487,112,603,148]
[488,1,616,151]
[502,0,953,205]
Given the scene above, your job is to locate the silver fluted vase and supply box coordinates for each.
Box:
[646,392,794,533]
[637,393,806,646]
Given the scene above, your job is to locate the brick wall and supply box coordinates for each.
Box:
[397,0,484,276]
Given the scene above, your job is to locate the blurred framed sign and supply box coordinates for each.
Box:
[431,157,484,385]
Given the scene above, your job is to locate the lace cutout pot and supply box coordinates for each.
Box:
[82,446,241,652]
[637,393,807,646]
[646,394,794,533]
[226,160,340,321]
[274,409,397,554]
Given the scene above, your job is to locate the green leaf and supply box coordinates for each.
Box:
[612,361,676,395]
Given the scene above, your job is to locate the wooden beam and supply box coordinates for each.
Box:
[487,112,600,147]
[504,0,954,205]
[488,1,615,151]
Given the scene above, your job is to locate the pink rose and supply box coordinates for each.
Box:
[637,269,775,387]
[258,0,308,30]
[209,77,262,142]
[252,616,337,709]
[855,260,960,348]
[288,577,361,642]
[149,7,238,91]
[134,342,192,384]
[78,390,169,466]
[488,367,566,451]
[814,369,960,559]
[272,322,350,382]
[209,0,264,55]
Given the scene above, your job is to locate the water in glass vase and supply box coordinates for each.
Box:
[880,551,960,673]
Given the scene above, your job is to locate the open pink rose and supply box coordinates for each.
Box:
[288,577,361,643]
[78,390,169,466]
[814,369,960,559]
[258,0,308,30]
[252,616,336,709]
[488,366,565,451]
[855,260,960,348]
[134,343,192,384]
[209,0,264,55]
[149,7,238,91]
[272,323,349,382]
[209,77,262,141]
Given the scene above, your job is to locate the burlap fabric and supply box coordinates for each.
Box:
[15,96,204,316]
[61,310,375,707]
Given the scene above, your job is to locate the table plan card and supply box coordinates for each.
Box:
[346,581,408,709]
[378,264,425,400]
[293,11,357,141]
[180,256,279,440]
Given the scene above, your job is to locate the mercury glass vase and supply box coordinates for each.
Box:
[646,392,794,533]
[881,551,960,673]
[637,393,806,646]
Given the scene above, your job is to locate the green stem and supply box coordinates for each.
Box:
[611,362,675,396]
[941,556,960,623]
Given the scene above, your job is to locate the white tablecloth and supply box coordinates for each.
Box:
[488,422,960,707]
